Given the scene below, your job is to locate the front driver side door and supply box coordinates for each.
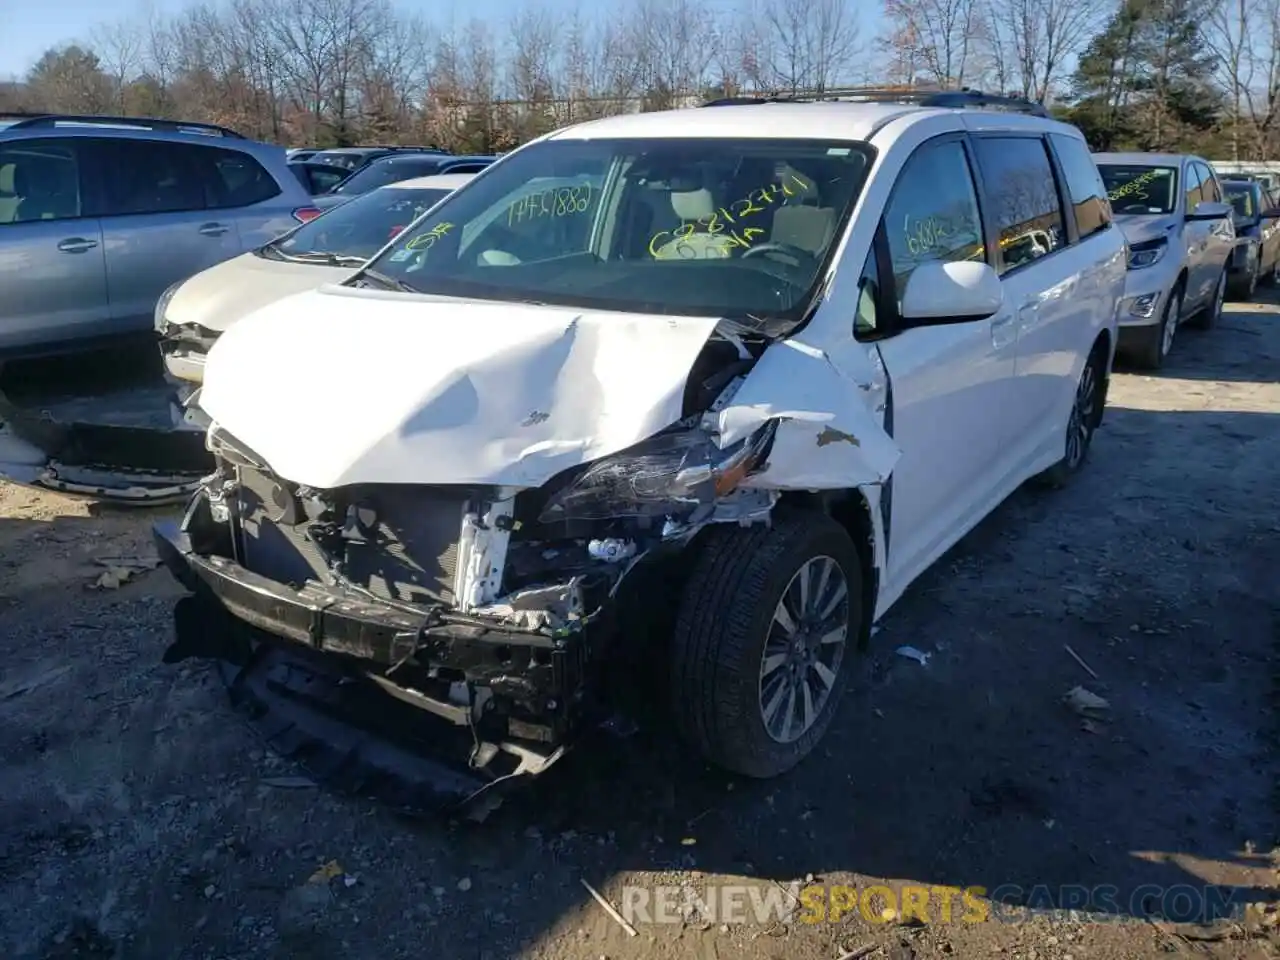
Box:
[1180,162,1213,309]
[870,135,1019,590]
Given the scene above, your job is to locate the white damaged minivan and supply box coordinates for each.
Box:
[154,91,1125,812]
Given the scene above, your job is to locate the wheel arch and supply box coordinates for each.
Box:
[776,489,880,651]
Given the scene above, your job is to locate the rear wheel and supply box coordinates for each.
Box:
[1037,343,1106,488]
[670,511,862,778]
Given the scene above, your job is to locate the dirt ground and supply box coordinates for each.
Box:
[1,296,1277,960]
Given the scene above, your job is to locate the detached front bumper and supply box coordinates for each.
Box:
[0,385,212,504]
[154,519,579,813]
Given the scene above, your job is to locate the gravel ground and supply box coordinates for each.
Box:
[1,296,1277,960]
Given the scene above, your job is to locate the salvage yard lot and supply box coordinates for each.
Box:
[1,300,1277,960]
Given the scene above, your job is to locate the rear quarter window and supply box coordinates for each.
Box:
[201,148,283,208]
[1049,134,1111,239]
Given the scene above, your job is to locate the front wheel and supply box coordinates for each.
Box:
[1132,285,1181,371]
[670,511,863,778]
[1189,268,1226,329]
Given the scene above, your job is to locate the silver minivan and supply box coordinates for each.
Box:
[0,114,316,358]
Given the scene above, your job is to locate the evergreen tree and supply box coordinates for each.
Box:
[1066,0,1220,152]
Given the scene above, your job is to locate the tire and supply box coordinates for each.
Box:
[1188,268,1226,330]
[1036,342,1107,488]
[670,510,863,778]
[1132,284,1182,371]
[1227,265,1257,302]
[1265,258,1280,288]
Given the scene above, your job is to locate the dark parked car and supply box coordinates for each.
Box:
[326,153,496,197]
[288,160,351,196]
[1223,178,1280,299]
[306,146,445,171]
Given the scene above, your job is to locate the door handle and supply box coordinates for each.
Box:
[198,222,230,237]
[56,237,98,254]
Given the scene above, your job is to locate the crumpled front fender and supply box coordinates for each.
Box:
[715,337,900,490]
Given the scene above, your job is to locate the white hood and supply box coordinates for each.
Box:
[198,287,721,488]
[165,252,358,333]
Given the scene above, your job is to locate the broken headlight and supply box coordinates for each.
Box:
[153,279,184,333]
[538,422,776,523]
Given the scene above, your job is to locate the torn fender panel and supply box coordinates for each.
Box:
[197,287,722,489]
[714,337,900,490]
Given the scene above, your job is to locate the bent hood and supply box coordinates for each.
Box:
[1113,213,1180,247]
[198,287,721,488]
[164,252,358,334]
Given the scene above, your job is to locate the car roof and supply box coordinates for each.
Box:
[366,152,490,165]
[545,102,1072,143]
[383,173,477,191]
[1094,152,1193,166]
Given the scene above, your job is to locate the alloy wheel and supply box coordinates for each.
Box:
[1064,360,1099,469]
[1161,294,1180,357]
[758,555,849,744]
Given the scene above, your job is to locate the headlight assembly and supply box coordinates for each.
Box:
[1126,237,1167,270]
[153,280,185,333]
[538,421,777,524]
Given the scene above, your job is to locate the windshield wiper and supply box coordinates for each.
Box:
[279,250,367,267]
[356,268,420,293]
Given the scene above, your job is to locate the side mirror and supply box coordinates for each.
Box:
[1187,200,1233,221]
[900,260,1003,325]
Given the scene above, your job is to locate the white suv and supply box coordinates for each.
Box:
[155,91,1125,809]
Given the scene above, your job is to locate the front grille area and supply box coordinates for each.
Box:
[234,467,470,606]
[340,485,469,605]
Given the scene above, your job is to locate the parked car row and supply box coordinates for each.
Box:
[0,97,1260,815]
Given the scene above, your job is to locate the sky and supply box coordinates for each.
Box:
[0,0,885,81]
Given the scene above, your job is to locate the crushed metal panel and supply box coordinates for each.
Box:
[713,337,900,490]
[197,288,722,488]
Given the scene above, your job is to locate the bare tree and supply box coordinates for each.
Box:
[1204,0,1259,160]
[91,19,144,112]
[883,0,981,88]
[733,0,862,94]
[983,0,1108,102]
[621,0,718,108]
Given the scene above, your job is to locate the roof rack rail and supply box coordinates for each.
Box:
[0,112,245,138]
[701,86,1049,118]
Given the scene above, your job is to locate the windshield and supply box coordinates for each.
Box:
[333,157,448,195]
[1099,164,1179,215]
[356,138,873,322]
[1224,183,1256,220]
[260,186,452,265]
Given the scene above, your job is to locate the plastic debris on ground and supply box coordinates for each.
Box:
[88,554,162,590]
[1062,685,1111,721]
[895,645,930,666]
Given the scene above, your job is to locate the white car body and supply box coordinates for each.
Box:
[200,106,1123,618]
[160,96,1125,794]
[154,173,476,387]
